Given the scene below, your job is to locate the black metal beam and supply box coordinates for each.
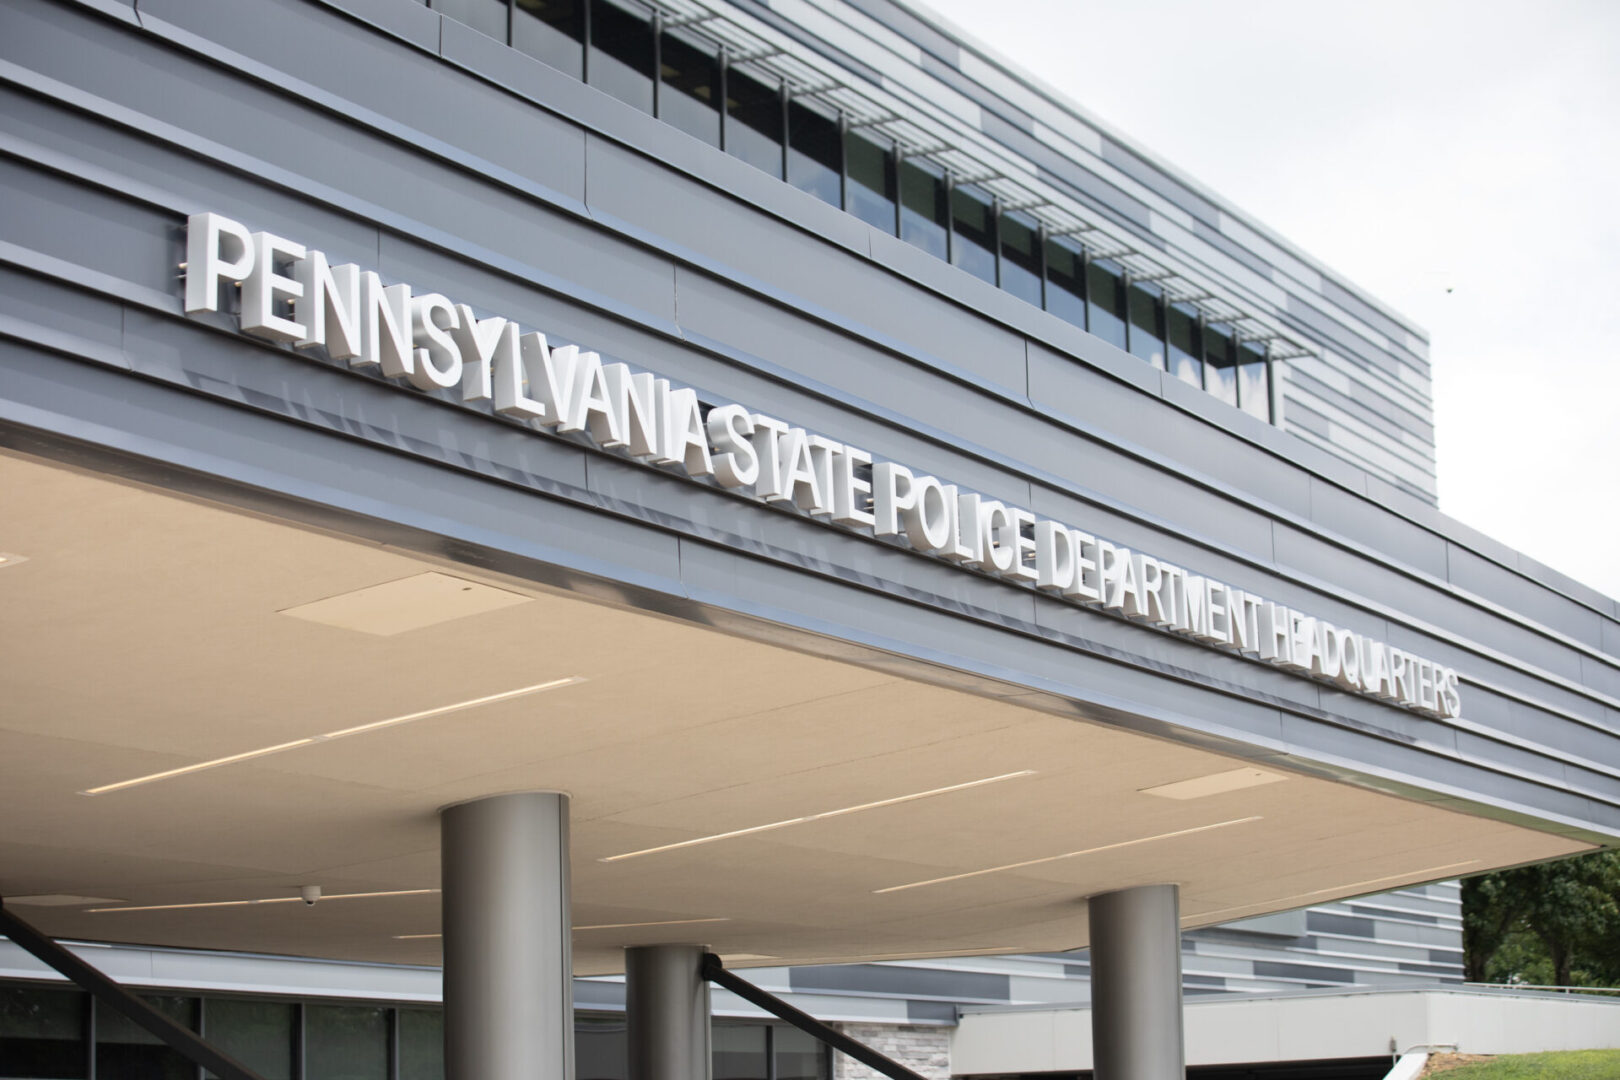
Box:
[0,901,268,1080]
[700,952,929,1080]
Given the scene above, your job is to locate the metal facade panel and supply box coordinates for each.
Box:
[1,0,1616,846]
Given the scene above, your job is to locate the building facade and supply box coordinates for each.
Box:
[2,0,1617,1077]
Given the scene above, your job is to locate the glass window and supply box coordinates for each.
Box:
[1166,301,1202,388]
[999,210,1042,307]
[433,0,508,41]
[713,1023,767,1080]
[398,1009,444,1080]
[96,995,195,1080]
[897,157,947,260]
[1238,341,1271,421]
[787,101,840,207]
[1204,322,1238,406]
[1126,280,1165,369]
[304,1004,387,1080]
[204,998,293,1080]
[843,132,894,232]
[773,1024,828,1080]
[658,29,719,145]
[514,0,582,78]
[575,1013,627,1080]
[0,986,85,1079]
[588,0,655,112]
[725,67,784,178]
[1085,258,1127,348]
[950,183,996,285]
[1043,236,1086,330]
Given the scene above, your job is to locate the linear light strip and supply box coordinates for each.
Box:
[80,677,586,796]
[391,917,733,940]
[874,816,1264,894]
[1180,860,1483,924]
[599,770,1037,863]
[87,888,439,914]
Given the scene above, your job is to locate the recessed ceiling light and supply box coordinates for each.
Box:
[4,894,126,907]
[599,771,1036,863]
[0,552,29,569]
[874,816,1263,894]
[80,676,585,796]
[391,917,732,941]
[87,888,439,914]
[1140,767,1284,800]
[575,917,731,931]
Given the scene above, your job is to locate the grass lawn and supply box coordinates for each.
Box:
[1425,1050,1620,1079]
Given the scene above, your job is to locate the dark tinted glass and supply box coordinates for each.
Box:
[97,995,194,1080]
[658,29,719,145]
[725,68,784,177]
[844,132,894,231]
[1166,301,1202,387]
[1085,258,1127,348]
[898,157,947,260]
[304,1004,387,1080]
[204,999,293,1080]
[1238,341,1271,421]
[399,1009,445,1080]
[1043,237,1086,330]
[787,101,840,206]
[1204,322,1238,406]
[999,210,1042,306]
[1126,280,1165,368]
[773,1025,827,1080]
[513,0,582,77]
[434,0,508,40]
[588,0,655,112]
[576,1013,627,1080]
[950,184,996,284]
[0,986,84,1079]
[713,1023,767,1080]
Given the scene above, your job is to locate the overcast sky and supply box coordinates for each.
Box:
[915,0,1620,601]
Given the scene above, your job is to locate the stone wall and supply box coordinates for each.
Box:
[831,1022,952,1079]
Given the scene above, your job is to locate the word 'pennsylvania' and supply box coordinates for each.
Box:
[184,212,1464,719]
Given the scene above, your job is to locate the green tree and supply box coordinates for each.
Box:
[1461,849,1620,987]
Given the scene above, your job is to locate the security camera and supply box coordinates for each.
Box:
[300,885,321,907]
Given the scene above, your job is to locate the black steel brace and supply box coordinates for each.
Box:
[700,952,930,1080]
[0,900,268,1080]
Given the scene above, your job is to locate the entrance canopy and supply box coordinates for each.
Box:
[0,451,1589,973]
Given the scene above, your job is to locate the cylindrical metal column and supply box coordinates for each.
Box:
[626,944,712,1080]
[1088,883,1185,1080]
[440,792,573,1080]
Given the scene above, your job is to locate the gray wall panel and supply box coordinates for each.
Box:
[316,0,442,50]
[1582,653,1620,702]
[1027,341,1313,519]
[0,159,179,301]
[0,266,125,357]
[1287,367,1434,446]
[140,0,586,207]
[1307,477,1449,580]
[0,85,385,270]
[374,209,678,326]
[1320,277,1428,373]
[1098,136,1220,227]
[583,136,1029,395]
[1448,540,1606,651]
